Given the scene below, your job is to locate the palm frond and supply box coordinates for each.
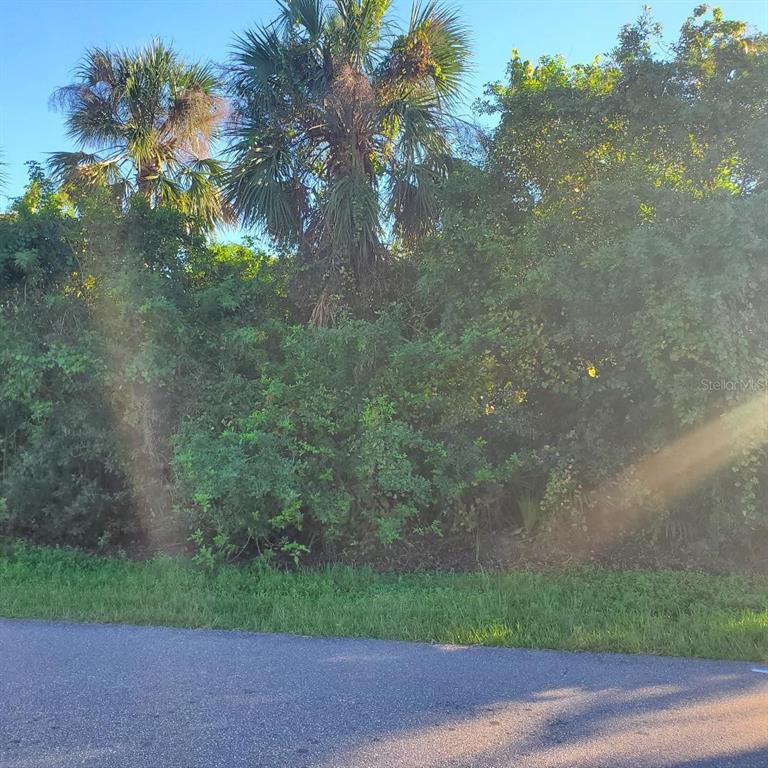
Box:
[165,89,228,158]
[173,161,234,230]
[231,26,287,96]
[388,89,451,238]
[73,47,120,89]
[380,0,470,105]
[154,173,184,208]
[387,93,450,158]
[333,0,391,69]
[279,0,327,38]
[173,59,222,95]
[388,161,441,240]
[48,151,125,188]
[50,83,125,149]
[225,137,304,240]
[323,168,381,267]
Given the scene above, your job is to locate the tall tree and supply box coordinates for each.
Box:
[227,0,470,323]
[50,41,229,229]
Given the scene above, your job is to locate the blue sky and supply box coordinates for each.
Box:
[2,0,766,212]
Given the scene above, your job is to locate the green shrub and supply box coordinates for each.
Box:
[1,8,766,563]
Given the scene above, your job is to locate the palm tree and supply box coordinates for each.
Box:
[50,41,229,229]
[227,0,470,323]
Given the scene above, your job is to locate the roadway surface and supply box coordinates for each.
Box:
[1,618,766,767]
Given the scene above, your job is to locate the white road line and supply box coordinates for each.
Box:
[751,668,768,674]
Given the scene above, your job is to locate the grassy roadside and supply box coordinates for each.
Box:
[0,545,766,661]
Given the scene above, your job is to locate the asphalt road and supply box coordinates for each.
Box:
[1,619,766,768]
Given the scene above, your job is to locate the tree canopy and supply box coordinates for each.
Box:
[1,5,767,569]
[50,41,229,230]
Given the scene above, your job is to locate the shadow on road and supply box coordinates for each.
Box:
[312,643,768,767]
[1,620,766,768]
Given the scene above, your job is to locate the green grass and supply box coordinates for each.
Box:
[0,545,766,661]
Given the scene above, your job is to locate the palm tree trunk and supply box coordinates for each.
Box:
[136,163,159,199]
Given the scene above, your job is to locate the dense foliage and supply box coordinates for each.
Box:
[1,6,766,566]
